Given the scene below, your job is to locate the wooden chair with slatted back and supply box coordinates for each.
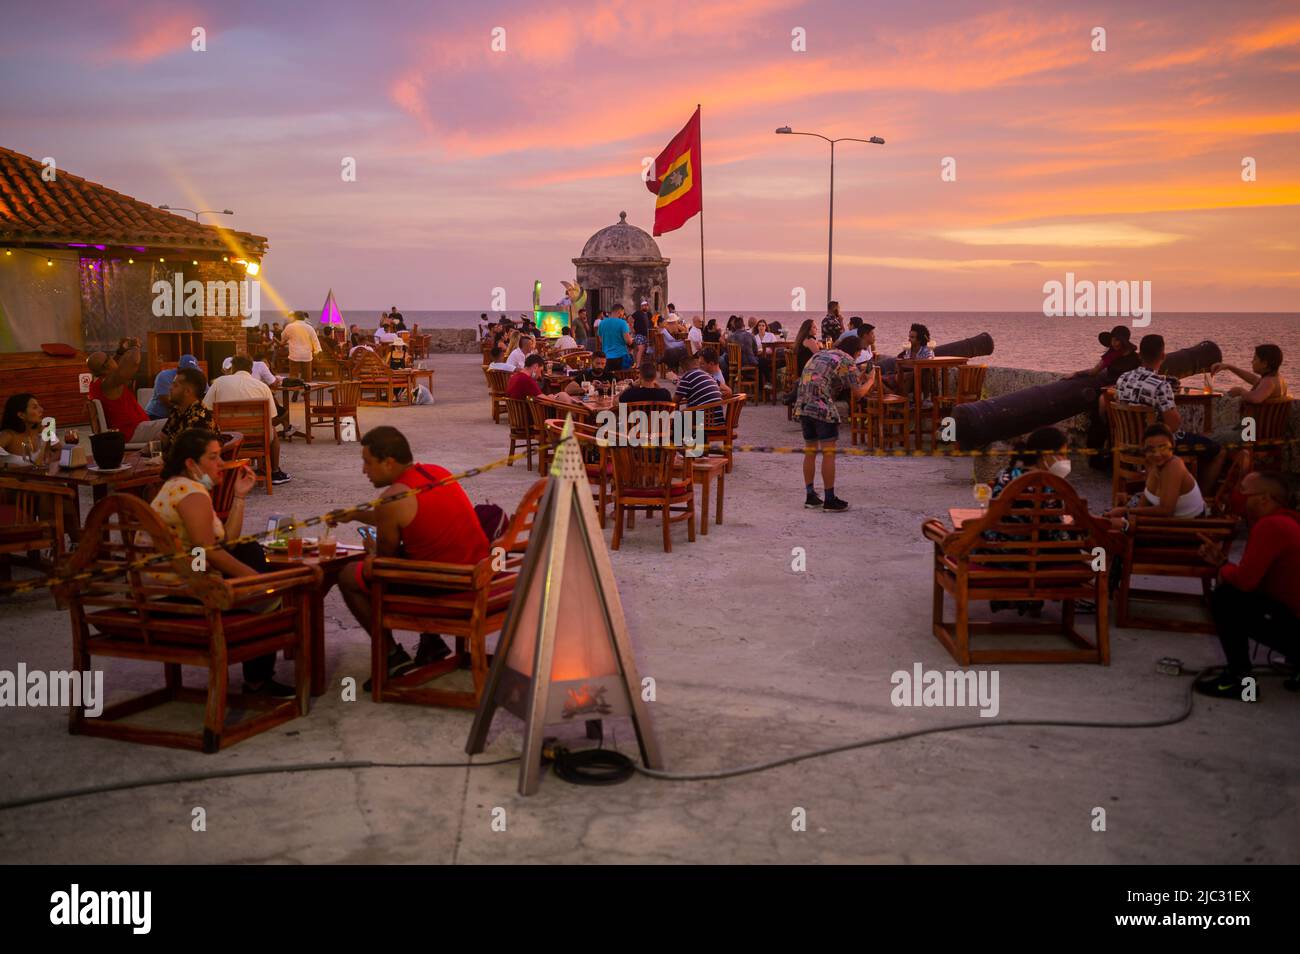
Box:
[213,400,274,495]
[609,440,695,553]
[1107,402,1155,506]
[504,396,537,470]
[305,381,361,445]
[1239,398,1293,471]
[0,476,75,590]
[784,348,799,420]
[561,350,592,370]
[211,458,253,523]
[366,478,547,709]
[485,368,511,424]
[726,341,760,400]
[1117,513,1238,633]
[864,366,909,451]
[1208,447,1252,518]
[920,471,1118,664]
[951,364,988,407]
[219,431,244,462]
[546,418,610,527]
[53,492,319,752]
[702,393,746,474]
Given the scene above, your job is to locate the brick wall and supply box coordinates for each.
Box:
[189,261,254,357]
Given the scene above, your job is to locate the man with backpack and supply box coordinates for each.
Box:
[333,426,490,689]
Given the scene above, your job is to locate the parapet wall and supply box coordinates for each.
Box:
[980,366,1298,477]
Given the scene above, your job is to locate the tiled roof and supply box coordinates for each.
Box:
[0,146,268,256]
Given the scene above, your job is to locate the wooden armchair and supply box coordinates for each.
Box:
[1240,398,1293,471]
[0,476,75,590]
[213,399,274,494]
[609,442,696,553]
[505,396,538,469]
[1116,513,1238,633]
[920,471,1117,664]
[305,381,361,445]
[352,349,414,407]
[561,350,593,370]
[485,368,511,423]
[366,478,547,708]
[53,493,319,752]
[219,431,244,461]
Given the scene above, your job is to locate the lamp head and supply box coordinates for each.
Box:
[869,136,885,144]
[775,126,792,134]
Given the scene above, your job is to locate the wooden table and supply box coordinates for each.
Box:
[273,381,337,443]
[895,357,970,451]
[761,341,793,404]
[3,451,163,531]
[266,543,365,697]
[1174,387,1221,433]
[691,456,726,534]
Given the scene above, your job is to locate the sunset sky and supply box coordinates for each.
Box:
[2,0,1298,312]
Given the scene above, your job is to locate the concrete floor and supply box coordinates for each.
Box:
[0,354,1296,864]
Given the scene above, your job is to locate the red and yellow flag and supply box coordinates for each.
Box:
[645,107,702,236]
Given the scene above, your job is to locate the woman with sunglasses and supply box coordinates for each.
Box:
[1105,423,1205,525]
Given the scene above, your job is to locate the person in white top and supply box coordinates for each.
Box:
[281,315,322,379]
[687,316,704,355]
[506,335,535,372]
[555,327,579,351]
[203,355,290,484]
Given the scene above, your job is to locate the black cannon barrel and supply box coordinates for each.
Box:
[876,332,994,376]
[951,340,1222,450]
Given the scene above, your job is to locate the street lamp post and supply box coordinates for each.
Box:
[775,127,884,310]
[158,205,235,223]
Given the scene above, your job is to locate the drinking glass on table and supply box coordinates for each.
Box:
[318,526,337,560]
[285,516,304,559]
[973,482,992,510]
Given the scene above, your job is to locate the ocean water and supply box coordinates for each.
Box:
[333,310,1299,379]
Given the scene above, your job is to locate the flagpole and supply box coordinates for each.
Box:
[697,104,706,326]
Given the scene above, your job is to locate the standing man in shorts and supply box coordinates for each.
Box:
[793,335,872,512]
[281,312,322,381]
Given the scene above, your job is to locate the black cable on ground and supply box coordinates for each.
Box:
[0,756,519,812]
[550,746,636,786]
[631,670,1210,782]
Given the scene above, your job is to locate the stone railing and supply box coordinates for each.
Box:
[974,366,1298,479]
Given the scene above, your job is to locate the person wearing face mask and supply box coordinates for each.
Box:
[150,428,292,697]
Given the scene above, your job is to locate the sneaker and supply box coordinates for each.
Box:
[823,496,849,513]
[282,424,297,439]
[414,632,452,666]
[271,470,293,485]
[245,678,296,699]
[362,645,414,693]
[804,491,824,509]
[1193,670,1253,701]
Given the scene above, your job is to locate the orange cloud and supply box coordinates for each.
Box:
[102,11,204,64]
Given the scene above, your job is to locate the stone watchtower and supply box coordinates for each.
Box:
[573,211,670,318]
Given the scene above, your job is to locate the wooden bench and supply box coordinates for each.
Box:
[53,493,320,752]
[921,471,1118,664]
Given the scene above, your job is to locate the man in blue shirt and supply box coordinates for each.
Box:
[145,353,199,419]
[598,304,633,369]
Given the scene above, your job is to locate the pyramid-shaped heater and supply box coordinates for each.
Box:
[466,418,663,794]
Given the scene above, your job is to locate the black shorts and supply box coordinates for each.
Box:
[800,416,839,442]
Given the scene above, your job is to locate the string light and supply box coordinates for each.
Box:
[128,258,134,264]
[191,259,198,265]
[46,258,53,266]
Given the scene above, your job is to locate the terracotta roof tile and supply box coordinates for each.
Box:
[0,146,268,256]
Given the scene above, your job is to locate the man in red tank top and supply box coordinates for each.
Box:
[335,426,490,687]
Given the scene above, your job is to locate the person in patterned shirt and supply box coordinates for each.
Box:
[793,335,873,512]
[161,366,215,453]
[1110,334,1225,491]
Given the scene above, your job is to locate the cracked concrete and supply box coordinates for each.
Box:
[0,354,1296,864]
